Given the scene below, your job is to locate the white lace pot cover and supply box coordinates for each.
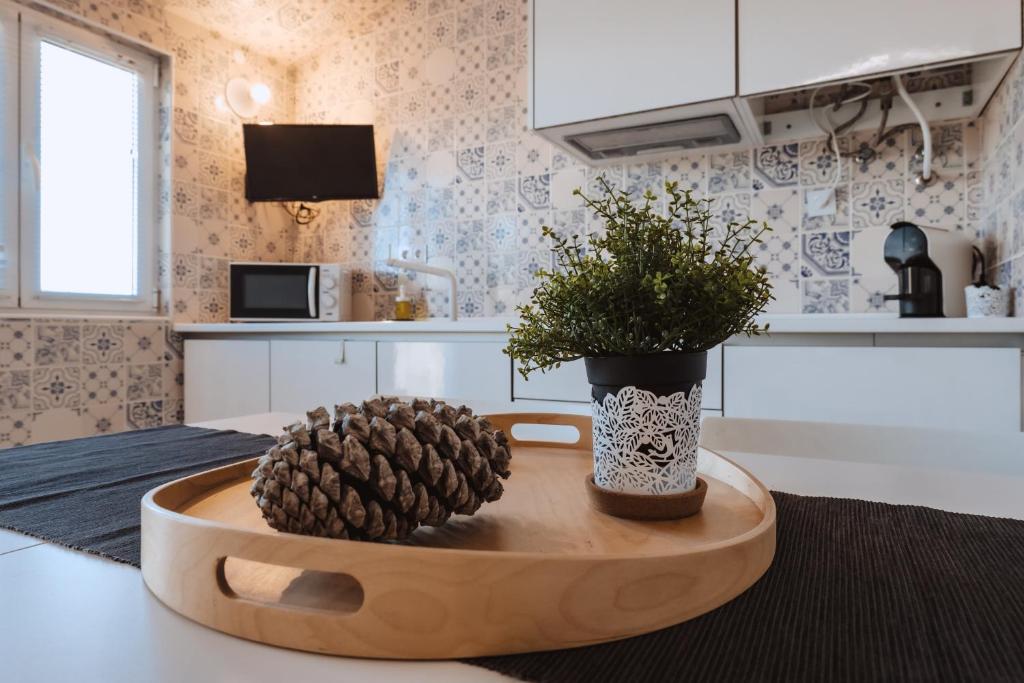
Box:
[965,285,1010,318]
[591,383,703,495]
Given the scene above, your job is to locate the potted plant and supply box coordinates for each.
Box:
[505,178,773,520]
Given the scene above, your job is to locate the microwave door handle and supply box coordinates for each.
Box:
[307,267,317,318]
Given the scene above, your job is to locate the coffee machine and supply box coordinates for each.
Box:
[883,221,972,317]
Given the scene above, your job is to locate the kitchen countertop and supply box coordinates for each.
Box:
[173,314,1024,336]
[174,318,516,334]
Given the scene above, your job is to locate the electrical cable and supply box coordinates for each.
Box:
[808,81,872,191]
[806,77,941,188]
[281,201,320,225]
[892,73,933,184]
[872,86,892,147]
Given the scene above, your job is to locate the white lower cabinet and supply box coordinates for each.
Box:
[184,336,1023,433]
[703,347,723,411]
[184,339,270,423]
[723,346,1022,432]
[269,340,376,414]
[513,346,723,410]
[512,358,589,402]
[377,341,511,403]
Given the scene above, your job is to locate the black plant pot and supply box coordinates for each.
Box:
[584,351,709,520]
[584,351,708,403]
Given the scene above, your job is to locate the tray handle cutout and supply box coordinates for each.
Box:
[217,556,365,614]
[485,413,593,451]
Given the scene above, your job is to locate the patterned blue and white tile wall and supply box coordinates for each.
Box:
[980,52,1024,309]
[0,318,183,447]
[292,0,995,319]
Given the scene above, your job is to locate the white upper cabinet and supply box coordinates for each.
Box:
[739,0,1022,96]
[531,0,736,129]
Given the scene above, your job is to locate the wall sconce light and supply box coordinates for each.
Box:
[224,77,272,120]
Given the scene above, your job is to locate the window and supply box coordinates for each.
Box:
[0,2,158,312]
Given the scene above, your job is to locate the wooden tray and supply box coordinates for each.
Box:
[141,413,776,659]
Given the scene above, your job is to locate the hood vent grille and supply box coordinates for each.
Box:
[565,114,740,160]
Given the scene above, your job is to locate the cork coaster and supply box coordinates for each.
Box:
[585,475,708,520]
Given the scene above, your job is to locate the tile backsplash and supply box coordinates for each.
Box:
[0,318,182,447]
[290,0,995,320]
[980,52,1024,305]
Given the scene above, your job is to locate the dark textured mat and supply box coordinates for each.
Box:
[4,429,1024,681]
[471,493,1024,682]
[0,425,275,566]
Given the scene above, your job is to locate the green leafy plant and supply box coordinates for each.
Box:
[505,178,773,377]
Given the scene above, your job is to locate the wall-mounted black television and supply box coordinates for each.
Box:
[242,124,379,202]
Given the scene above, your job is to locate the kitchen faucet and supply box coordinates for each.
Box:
[385,246,458,321]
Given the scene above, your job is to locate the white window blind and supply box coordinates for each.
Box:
[1,1,158,313]
[0,4,17,306]
[37,40,141,297]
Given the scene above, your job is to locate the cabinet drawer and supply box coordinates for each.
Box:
[184,339,269,423]
[513,358,589,403]
[723,346,1021,431]
[703,346,723,410]
[377,341,510,403]
[270,340,376,413]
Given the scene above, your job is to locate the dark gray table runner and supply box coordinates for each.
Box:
[0,425,276,564]
[2,427,1023,682]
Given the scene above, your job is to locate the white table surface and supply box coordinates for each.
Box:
[0,412,511,683]
[3,411,1019,682]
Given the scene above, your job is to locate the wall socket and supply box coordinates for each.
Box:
[805,188,836,217]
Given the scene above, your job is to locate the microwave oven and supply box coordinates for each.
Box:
[229,262,351,322]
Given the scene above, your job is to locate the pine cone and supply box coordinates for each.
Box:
[250,398,512,542]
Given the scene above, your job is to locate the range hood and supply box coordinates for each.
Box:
[533,98,762,166]
[566,114,741,161]
[531,56,1016,167]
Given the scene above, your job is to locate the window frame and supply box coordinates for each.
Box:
[0,2,18,308]
[9,3,159,313]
